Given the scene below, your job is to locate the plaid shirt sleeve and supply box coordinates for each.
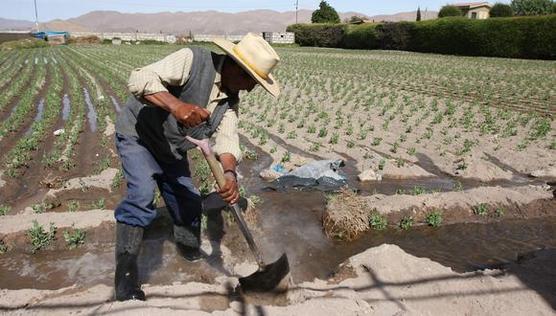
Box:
[127,48,193,97]
[212,104,242,161]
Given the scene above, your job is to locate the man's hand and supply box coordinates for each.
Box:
[172,103,210,128]
[219,171,239,204]
[144,92,210,128]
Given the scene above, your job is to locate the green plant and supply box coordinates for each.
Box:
[32,203,51,214]
[281,151,291,163]
[67,200,80,212]
[378,159,386,170]
[399,216,414,230]
[93,198,105,209]
[425,210,443,227]
[369,212,388,230]
[406,147,416,155]
[473,203,489,216]
[27,220,56,253]
[511,0,553,16]
[309,142,321,152]
[371,137,382,146]
[318,127,328,138]
[244,148,258,160]
[63,226,86,249]
[311,0,341,23]
[0,240,7,254]
[495,207,506,217]
[329,132,339,144]
[490,3,514,17]
[438,5,463,17]
[0,204,10,216]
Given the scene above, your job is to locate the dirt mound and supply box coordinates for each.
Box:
[1,244,553,315]
[324,185,554,239]
[323,189,368,241]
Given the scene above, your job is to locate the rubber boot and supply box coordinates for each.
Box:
[174,222,203,262]
[115,222,146,301]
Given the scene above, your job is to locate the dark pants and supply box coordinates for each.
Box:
[114,133,202,228]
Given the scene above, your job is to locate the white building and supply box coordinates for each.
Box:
[262,32,295,44]
[452,2,492,19]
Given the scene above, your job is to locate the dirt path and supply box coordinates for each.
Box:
[0,244,553,315]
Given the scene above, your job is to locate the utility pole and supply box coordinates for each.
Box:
[295,0,298,24]
[34,0,40,32]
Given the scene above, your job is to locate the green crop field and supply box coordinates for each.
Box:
[0,44,554,204]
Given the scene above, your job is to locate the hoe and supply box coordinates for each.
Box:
[186,136,290,292]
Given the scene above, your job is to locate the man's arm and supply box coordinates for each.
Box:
[213,106,242,204]
[144,91,209,128]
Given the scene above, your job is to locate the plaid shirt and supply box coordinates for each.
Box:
[127,48,241,160]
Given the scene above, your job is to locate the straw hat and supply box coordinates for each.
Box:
[213,33,280,97]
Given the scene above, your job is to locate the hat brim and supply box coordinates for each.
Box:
[213,38,280,98]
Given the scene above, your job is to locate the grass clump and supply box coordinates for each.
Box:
[425,210,443,227]
[27,220,57,253]
[369,211,388,231]
[323,189,369,241]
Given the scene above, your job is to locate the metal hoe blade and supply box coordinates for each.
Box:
[185,136,291,292]
[239,253,290,292]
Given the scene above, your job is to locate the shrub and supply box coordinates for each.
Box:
[342,23,379,49]
[511,0,553,15]
[287,23,346,47]
[376,22,416,50]
[490,3,514,17]
[438,5,463,17]
[410,15,556,59]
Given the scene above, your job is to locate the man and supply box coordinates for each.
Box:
[113,33,280,301]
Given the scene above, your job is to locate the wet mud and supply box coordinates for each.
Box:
[3,135,554,294]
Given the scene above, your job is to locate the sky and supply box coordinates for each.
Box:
[5,0,510,21]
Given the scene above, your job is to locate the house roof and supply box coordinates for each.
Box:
[451,2,492,9]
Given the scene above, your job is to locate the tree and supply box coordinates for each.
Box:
[490,3,514,17]
[438,5,463,17]
[311,1,341,23]
[417,6,422,21]
[511,0,553,15]
[349,15,365,24]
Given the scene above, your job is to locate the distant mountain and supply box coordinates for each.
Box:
[0,17,34,30]
[0,9,436,34]
[367,10,438,22]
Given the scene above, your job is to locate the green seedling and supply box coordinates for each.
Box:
[67,200,80,212]
[473,203,489,216]
[27,220,56,253]
[64,226,86,249]
[495,207,505,217]
[399,216,414,230]
[0,240,7,254]
[0,204,10,216]
[369,212,388,231]
[425,210,443,227]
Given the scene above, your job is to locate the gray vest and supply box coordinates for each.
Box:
[115,47,238,163]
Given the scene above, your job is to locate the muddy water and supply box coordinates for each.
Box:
[1,138,555,291]
[83,88,97,132]
[110,96,121,112]
[62,94,70,121]
[25,98,45,135]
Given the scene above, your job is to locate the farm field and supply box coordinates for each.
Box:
[0,44,555,314]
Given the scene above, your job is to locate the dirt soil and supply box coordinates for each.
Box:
[0,244,553,315]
